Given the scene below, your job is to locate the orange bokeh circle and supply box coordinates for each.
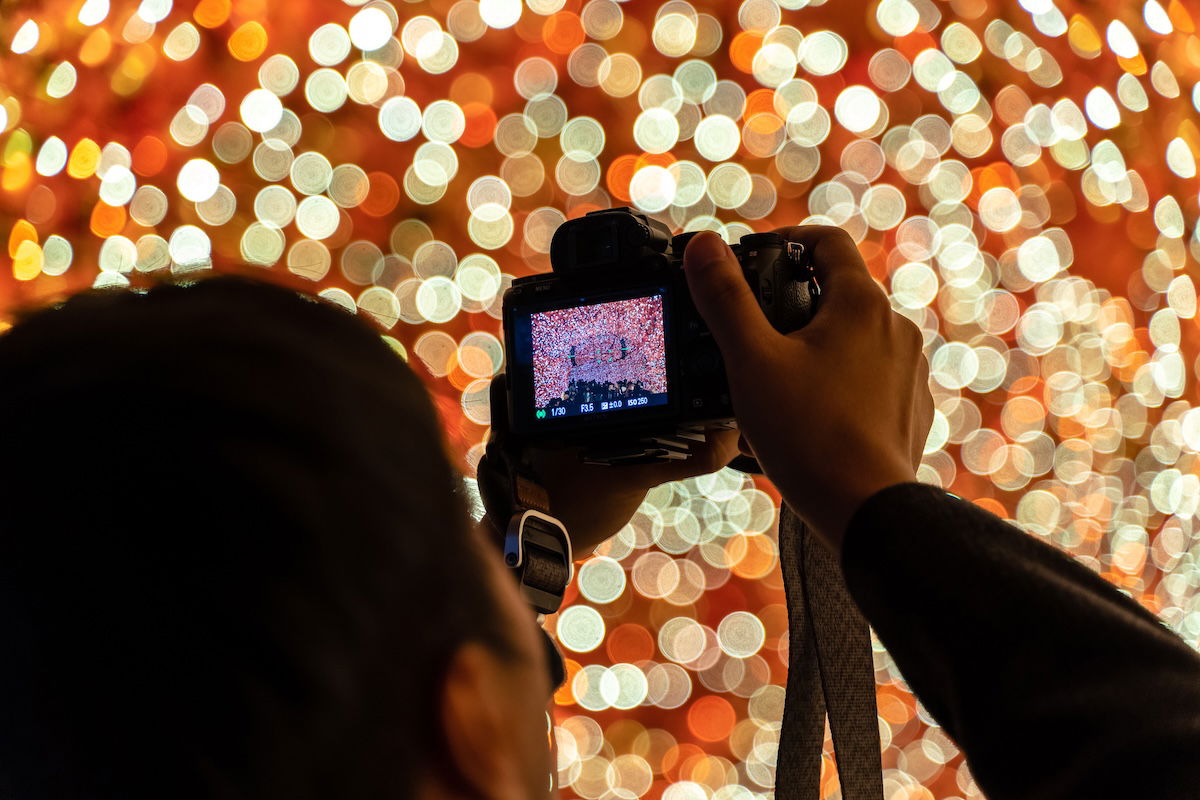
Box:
[687,695,737,743]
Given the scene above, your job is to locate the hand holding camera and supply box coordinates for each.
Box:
[481,210,932,611]
[499,207,820,462]
[479,373,742,559]
[681,225,934,552]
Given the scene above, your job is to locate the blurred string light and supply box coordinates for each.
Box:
[1,0,1200,797]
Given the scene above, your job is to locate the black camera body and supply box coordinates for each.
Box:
[499,207,820,464]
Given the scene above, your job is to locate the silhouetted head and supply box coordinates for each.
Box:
[0,275,556,800]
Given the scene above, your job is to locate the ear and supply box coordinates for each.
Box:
[438,642,526,800]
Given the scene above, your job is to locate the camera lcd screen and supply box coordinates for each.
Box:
[523,293,669,422]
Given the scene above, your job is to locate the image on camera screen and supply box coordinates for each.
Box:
[531,294,668,420]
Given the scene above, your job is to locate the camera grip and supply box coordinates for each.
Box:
[774,277,818,334]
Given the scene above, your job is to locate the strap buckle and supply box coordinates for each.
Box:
[503,509,574,614]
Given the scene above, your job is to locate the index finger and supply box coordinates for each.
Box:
[487,372,509,439]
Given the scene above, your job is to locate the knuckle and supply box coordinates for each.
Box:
[857,278,890,313]
[815,226,860,263]
[900,315,924,347]
[825,225,858,250]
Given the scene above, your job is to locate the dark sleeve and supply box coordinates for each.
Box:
[842,483,1200,800]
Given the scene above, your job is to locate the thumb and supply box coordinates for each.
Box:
[682,231,776,357]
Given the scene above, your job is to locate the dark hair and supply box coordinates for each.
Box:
[0,275,513,799]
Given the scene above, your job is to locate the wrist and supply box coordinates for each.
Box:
[802,470,917,553]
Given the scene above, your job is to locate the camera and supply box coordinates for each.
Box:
[498,207,820,465]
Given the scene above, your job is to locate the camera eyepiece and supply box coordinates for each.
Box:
[549,207,671,275]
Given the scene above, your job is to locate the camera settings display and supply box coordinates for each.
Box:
[518,292,670,422]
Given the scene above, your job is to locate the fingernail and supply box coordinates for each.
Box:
[684,231,730,270]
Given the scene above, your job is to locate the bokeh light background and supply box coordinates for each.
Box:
[3,0,1200,797]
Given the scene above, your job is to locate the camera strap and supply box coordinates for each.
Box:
[477,376,575,615]
[775,505,883,799]
[481,366,881,792]
[480,449,574,615]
